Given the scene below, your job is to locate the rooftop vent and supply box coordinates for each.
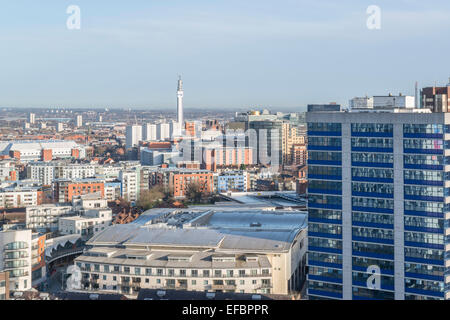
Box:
[246,256,259,262]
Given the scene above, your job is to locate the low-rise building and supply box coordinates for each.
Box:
[59,193,113,239]
[0,161,17,182]
[53,178,105,203]
[74,205,307,296]
[26,204,73,232]
[0,185,43,209]
[0,140,86,162]
[58,212,112,239]
[215,171,249,193]
[170,169,215,198]
[104,182,121,201]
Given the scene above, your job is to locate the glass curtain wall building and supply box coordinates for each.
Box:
[306,111,450,300]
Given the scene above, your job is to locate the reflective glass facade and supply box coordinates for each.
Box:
[307,113,450,300]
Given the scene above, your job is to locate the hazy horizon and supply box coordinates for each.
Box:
[1,0,450,109]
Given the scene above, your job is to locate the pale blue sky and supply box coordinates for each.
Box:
[0,0,449,110]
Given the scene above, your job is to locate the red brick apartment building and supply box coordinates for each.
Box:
[421,82,450,112]
[53,179,105,203]
[185,122,197,137]
[170,171,214,198]
[291,144,307,166]
[0,272,9,300]
[149,168,214,198]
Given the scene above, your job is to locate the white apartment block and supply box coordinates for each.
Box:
[76,115,83,127]
[26,204,73,232]
[55,164,97,180]
[143,124,157,141]
[28,113,35,124]
[72,193,108,211]
[170,121,181,138]
[27,163,55,186]
[0,229,32,292]
[119,170,139,202]
[58,209,112,238]
[95,166,121,179]
[27,162,97,186]
[0,188,41,209]
[105,183,121,201]
[156,123,170,141]
[0,162,17,182]
[126,125,142,149]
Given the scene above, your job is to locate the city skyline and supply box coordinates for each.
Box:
[1,0,450,109]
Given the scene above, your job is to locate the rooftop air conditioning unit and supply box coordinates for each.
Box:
[39,293,50,299]
[156,290,166,298]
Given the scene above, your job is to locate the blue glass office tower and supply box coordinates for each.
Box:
[306,111,448,300]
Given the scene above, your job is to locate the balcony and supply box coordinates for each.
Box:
[224,284,237,291]
[4,254,29,261]
[9,271,29,279]
[211,284,225,291]
[257,284,273,289]
[3,263,29,270]
[3,246,29,252]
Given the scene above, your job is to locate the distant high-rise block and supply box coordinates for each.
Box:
[177,76,184,127]
[76,115,83,127]
[28,113,35,124]
[421,79,450,112]
[126,125,142,149]
[156,122,170,140]
[143,123,157,141]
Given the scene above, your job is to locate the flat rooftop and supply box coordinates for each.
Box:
[219,191,306,208]
[87,205,307,253]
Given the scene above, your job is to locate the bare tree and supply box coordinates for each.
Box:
[137,186,165,210]
[185,181,205,204]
